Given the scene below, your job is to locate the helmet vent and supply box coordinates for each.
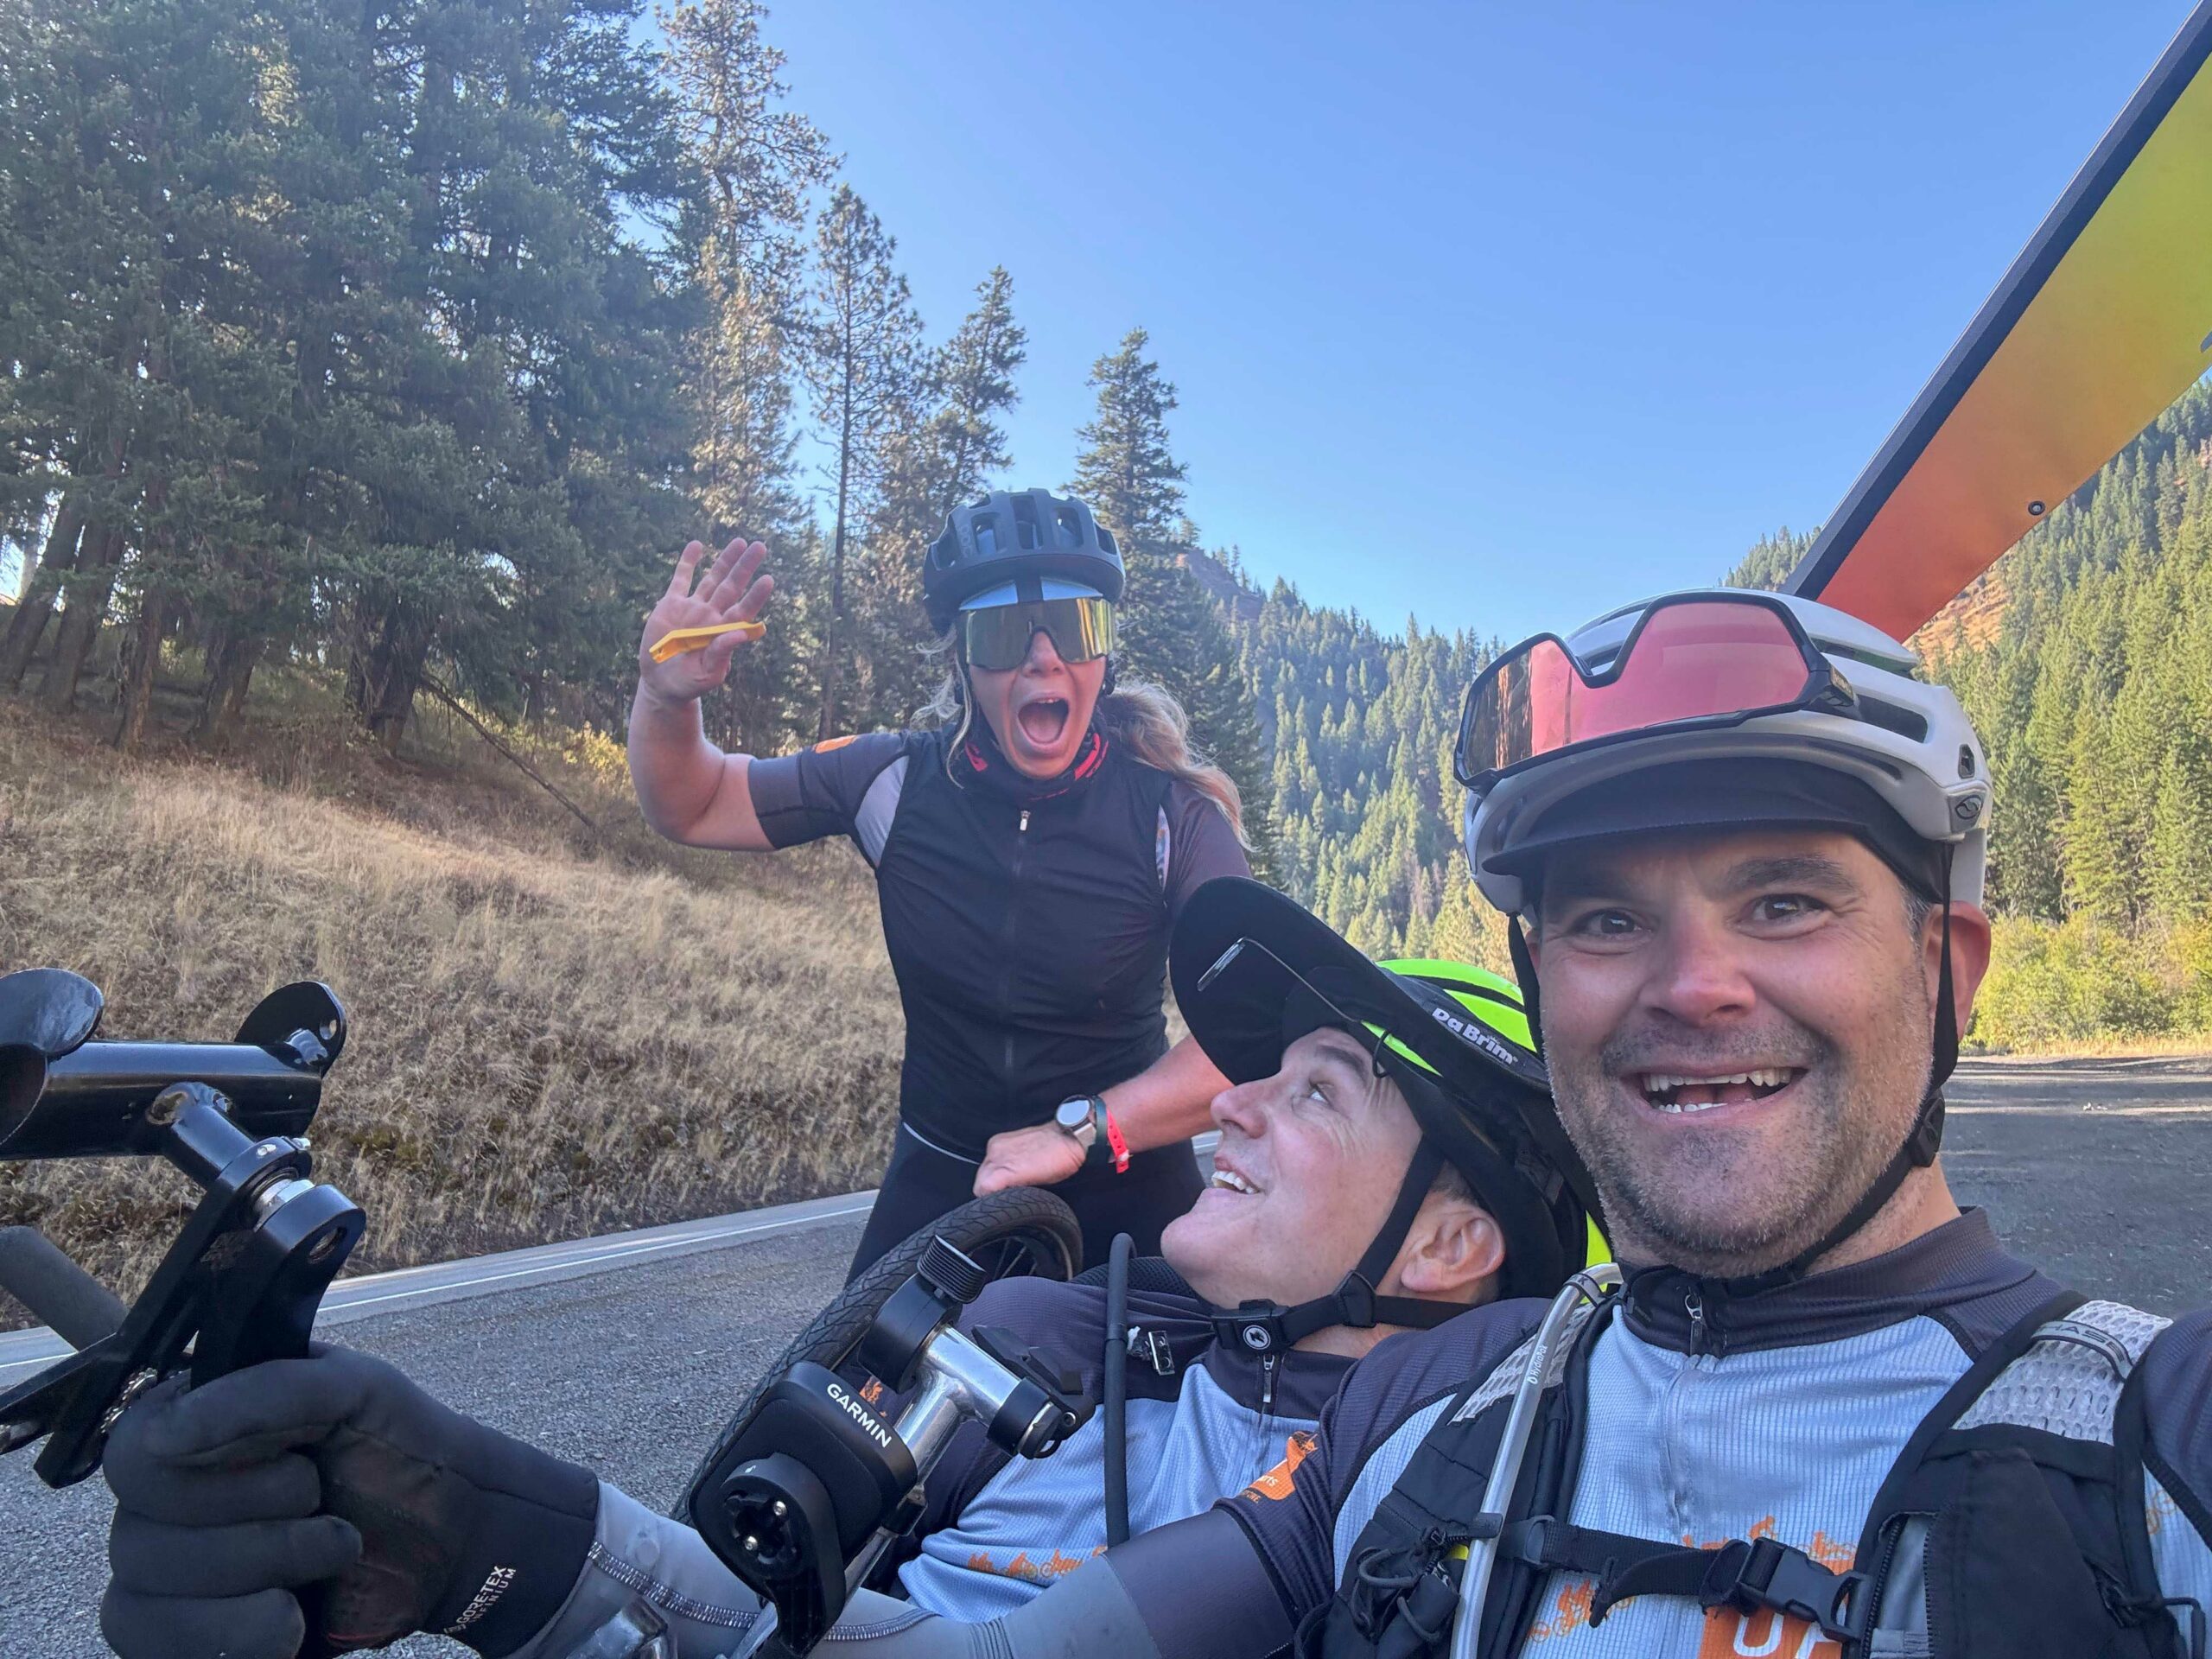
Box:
[1854,696,1928,744]
[973,512,1000,556]
[1010,493,1042,549]
[1054,505,1084,547]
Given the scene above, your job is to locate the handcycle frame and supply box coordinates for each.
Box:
[0,965,1090,1659]
[677,1204,1092,1659]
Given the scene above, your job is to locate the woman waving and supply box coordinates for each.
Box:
[628,489,1251,1275]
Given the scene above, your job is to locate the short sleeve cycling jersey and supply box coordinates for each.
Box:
[894,1268,1349,1621]
[500,1262,1344,1658]
[746,728,1250,1156]
[1213,1210,2212,1656]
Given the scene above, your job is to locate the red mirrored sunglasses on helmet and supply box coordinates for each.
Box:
[1452,592,1859,792]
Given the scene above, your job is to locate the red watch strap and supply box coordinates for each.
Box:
[1104,1109,1130,1175]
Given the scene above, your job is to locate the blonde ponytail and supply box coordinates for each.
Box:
[1093,677,1249,847]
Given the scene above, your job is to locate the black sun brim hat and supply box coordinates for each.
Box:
[1170,877,1547,1098]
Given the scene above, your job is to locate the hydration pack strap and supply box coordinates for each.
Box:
[1497,1517,1872,1644]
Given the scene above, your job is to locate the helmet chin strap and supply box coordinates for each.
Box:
[1207,1135,1469,1357]
[1730,856,1956,1294]
[1507,851,1959,1297]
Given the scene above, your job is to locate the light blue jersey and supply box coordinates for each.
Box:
[1230,1211,2212,1656]
[902,1347,1326,1618]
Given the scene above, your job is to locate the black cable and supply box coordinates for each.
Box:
[1103,1230,1133,1546]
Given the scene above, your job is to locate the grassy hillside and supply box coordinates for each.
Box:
[0,677,903,1317]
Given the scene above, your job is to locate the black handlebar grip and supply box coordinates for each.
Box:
[0,1228,125,1351]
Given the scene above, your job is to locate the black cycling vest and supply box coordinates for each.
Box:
[1302,1293,2189,1659]
[870,728,1179,1158]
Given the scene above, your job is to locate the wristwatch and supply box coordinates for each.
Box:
[1054,1096,1113,1170]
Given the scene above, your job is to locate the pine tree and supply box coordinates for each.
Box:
[1720,525,1818,591]
[855,265,1027,727]
[664,0,834,755]
[668,0,831,543]
[1067,328,1186,543]
[1068,330,1275,874]
[2150,731,2212,919]
[797,184,923,737]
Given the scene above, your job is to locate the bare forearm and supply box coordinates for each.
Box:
[626,683,760,848]
[1102,1035,1230,1154]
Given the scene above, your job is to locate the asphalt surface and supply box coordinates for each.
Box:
[4,1054,2210,1657]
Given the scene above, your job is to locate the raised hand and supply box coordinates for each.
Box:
[638,537,774,704]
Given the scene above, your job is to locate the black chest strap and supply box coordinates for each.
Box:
[1497,1517,1871,1643]
[1488,1288,2094,1654]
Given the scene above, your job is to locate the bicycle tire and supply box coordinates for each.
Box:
[677,1185,1081,1514]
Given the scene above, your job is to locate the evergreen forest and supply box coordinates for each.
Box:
[4,0,2209,1049]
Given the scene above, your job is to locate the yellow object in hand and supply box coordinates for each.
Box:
[649,620,766,663]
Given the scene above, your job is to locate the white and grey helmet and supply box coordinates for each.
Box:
[1460,589,1992,916]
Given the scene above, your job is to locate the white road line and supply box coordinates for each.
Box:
[327,1202,877,1314]
[0,1133,1226,1377]
[1946,1103,2212,1117]
[0,1191,877,1376]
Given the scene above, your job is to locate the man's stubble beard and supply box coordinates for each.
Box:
[1548,961,1936,1277]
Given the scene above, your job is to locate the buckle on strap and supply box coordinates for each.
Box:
[1502,1519,1870,1643]
[1214,1301,1290,1357]
[1701,1537,1870,1643]
[1334,1274,1378,1329]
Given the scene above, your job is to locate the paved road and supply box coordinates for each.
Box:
[4,1056,2210,1656]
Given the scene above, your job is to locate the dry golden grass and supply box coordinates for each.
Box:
[1966,1033,2212,1061]
[0,701,903,1314]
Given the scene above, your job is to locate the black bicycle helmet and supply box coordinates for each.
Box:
[922,488,1125,633]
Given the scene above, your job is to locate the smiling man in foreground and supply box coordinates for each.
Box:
[763,588,2212,1659]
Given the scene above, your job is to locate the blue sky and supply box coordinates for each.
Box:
[755,1,2199,643]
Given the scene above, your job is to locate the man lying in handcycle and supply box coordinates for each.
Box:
[95,877,1595,1658]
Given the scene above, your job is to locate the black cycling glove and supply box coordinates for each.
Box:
[101,1344,600,1659]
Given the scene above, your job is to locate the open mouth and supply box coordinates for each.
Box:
[1209,1166,1262,1196]
[1014,696,1070,747]
[1636,1068,1803,1115]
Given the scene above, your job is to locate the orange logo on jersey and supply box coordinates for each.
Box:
[1525,1579,1596,1640]
[1241,1431,1318,1502]
[965,1548,1101,1582]
[1697,1610,1842,1659]
[812,734,860,753]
